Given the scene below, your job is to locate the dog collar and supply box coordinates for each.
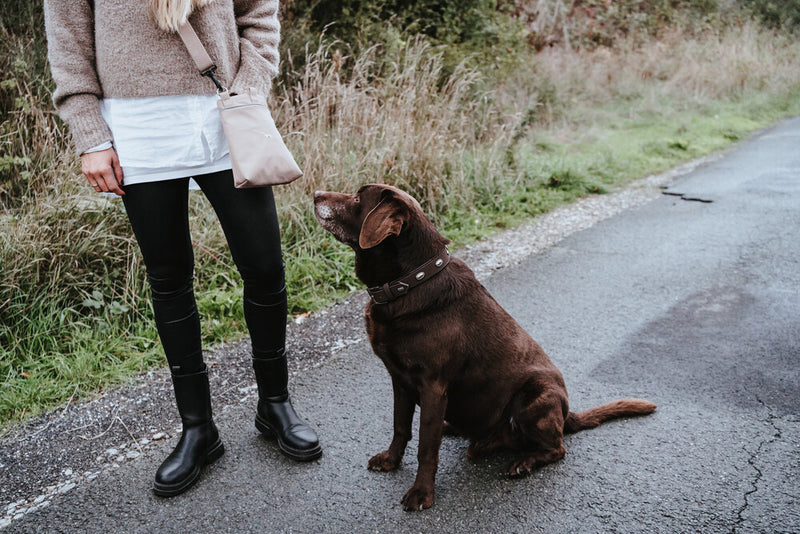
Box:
[367,247,450,305]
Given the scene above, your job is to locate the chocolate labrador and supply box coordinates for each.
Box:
[314,184,656,511]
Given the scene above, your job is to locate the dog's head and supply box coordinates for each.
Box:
[314,184,433,250]
[314,184,450,284]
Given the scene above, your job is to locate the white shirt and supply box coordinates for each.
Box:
[91,94,231,189]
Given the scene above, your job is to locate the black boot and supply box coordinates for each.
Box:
[153,365,224,497]
[253,349,321,461]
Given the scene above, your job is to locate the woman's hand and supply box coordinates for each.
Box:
[80,147,125,196]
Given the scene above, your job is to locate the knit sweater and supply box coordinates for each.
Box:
[44,0,280,154]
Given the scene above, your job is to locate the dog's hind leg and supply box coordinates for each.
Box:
[506,389,568,477]
[466,423,514,460]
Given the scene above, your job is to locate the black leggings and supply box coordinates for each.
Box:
[122,169,286,374]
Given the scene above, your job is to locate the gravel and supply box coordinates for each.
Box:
[0,155,714,528]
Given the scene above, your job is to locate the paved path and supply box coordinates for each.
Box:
[6,118,800,532]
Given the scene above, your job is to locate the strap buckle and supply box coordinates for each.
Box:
[201,66,226,93]
[367,280,411,305]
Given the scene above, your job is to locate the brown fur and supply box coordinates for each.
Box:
[314,184,656,511]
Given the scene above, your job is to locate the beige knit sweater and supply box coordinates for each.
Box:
[44,0,280,154]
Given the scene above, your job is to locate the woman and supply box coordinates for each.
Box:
[43,0,321,497]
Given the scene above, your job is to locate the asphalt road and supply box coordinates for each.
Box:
[9,118,800,533]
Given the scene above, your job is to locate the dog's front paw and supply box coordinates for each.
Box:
[401,484,434,511]
[368,450,401,471]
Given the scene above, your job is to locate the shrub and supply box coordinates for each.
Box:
[285,0,501,44]
[742,0,800,30]
[502,0,723,49]
[277,1,525,92]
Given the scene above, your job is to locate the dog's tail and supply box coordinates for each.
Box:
[563,399,656,434]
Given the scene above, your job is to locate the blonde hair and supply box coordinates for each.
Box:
[149,0,216,32]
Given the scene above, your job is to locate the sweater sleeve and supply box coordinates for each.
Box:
[44,0,113,155]
[230,0,281,97]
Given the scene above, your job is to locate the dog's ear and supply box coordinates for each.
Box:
[359,195,407,249]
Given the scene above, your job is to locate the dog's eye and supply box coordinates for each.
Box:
[353,195,360,204]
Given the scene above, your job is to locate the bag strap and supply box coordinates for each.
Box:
[177,22,226,92]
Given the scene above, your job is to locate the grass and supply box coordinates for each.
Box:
[2,13,800,429]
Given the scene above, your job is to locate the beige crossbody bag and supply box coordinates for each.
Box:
[177,22,302,188]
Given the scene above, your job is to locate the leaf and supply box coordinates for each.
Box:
[81,297,104,309]
[109,301,130,315]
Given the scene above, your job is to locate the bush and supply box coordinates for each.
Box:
[278,0,523,86]
[0,0,42,34]
[0,1,56,207]
[504,0,724,49]
[742,0,800,30]
[285,0,501,44]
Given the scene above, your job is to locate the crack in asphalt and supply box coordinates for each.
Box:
[661,191,714,203]
[733,395,782,533]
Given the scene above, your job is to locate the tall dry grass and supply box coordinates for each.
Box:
[533,23,800,104]
[276,41,504,214]
[506,0,729,50]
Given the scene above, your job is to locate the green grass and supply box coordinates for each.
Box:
[438,93,800,245]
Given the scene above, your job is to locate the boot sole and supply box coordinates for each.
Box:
[255,414,322,462]
[152,438,225,497]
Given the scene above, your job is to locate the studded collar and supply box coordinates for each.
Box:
[367,247,451,305]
